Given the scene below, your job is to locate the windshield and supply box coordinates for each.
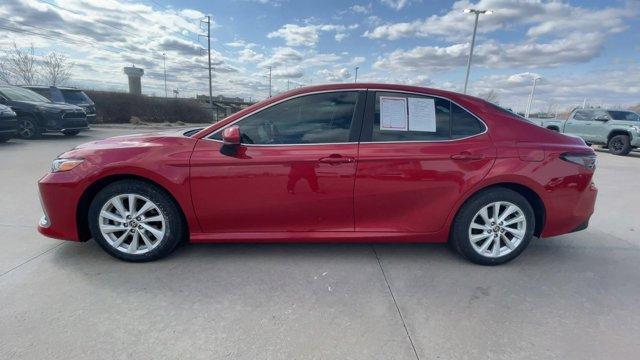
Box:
[61,90,92,104]
[0,87,51,102]
[608,111,640,121]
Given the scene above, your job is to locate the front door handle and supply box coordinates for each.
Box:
[451,151,483,160]
[319,154,354,164]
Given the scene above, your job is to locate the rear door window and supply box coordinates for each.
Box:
[370,91,484,142]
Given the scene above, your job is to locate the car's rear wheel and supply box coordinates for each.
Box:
[608,134,631,156]
[17,116,41,139]
[451,188,535,265]
[62,129,80,136]
[88,180,186,262]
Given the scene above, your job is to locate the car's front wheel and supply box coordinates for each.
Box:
[88,180,186,262]
[451,188,535,265]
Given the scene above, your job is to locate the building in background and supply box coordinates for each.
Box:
[123,66,144,95]
[196,94,254,121]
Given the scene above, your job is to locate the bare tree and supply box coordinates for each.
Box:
[479,89,499,104]
[41,52,73,86]
[0,43,39,85]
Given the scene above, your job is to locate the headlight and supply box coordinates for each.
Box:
[51,158,83,172]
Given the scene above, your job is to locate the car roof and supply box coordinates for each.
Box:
[22,85,82,91]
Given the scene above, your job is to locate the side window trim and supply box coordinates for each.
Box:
[360,89,488,144]
[207,90,366,146]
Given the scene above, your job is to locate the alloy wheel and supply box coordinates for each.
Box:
[98,194,166,255]
[468,201,527,258]
[18,119,35,138]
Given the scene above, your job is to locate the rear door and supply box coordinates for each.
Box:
[354,91,496,233]
[190,90,365,234]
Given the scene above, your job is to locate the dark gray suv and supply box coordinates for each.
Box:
[0,85,89,139]
[25,86,96,123]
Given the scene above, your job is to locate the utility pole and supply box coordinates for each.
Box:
[354,66,359,83]
[162,53,167,99]
[200,16,214,120]
[463,9,492,94]
[267,66,272,98]
[525,76,541,118]
[582,97,587,109]
[287,79,291,91]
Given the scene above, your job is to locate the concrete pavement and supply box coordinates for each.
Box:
[1,129,639,359]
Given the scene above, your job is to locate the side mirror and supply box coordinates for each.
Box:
[222,125,241,145]
[594,116,609,122]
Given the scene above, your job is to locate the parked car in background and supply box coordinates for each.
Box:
[24,86,96,123]
[38,83,597,266]
[0,85,89,139]
[535,109,640,155]
[0,104,18,142]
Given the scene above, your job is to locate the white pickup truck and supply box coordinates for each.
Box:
[533,109,640,156]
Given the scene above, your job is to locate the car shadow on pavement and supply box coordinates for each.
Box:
[594,147,640,158]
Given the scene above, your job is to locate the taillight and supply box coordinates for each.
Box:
[560,152,597,170]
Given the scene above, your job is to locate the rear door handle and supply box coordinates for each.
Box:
[451,152,483,160]
[319,154,354,164]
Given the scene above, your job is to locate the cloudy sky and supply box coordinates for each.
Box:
[0,0,638,112]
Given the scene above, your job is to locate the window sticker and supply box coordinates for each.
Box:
[408,97,436,132]
[380,96,407,131]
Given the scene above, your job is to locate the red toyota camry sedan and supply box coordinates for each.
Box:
[38,84,597,265]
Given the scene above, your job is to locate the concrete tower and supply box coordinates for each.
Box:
[123,66,144,95]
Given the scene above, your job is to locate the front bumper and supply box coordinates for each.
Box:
[37,172,85,241]
[41,112,89,132]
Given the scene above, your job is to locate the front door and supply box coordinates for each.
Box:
[354,91,496,233]
[190,91,365,234]
[564,109,593,140]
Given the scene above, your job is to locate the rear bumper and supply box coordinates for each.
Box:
[541,181,598,237]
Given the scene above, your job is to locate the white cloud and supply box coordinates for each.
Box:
[268,23,358,47]
[350,4,372,14]
[318,67,351,82]
[373,31,608,71]
[380,0,413,11]
[366,0,634,41]
[238,48,264,63]
[273,66,304,79]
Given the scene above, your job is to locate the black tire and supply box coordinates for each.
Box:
[62,129,80,136]
[17,116,41,139]
[451,188,535,266]
[608,135,631,156]
[88,180,186,262]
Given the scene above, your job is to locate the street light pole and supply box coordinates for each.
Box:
[354,66,359,83]
[525,77,541,118]
[268,66,272,98]
[162,53,167,99]
[463,8,492,94]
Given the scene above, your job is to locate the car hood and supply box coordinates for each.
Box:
[65,128,196,155]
